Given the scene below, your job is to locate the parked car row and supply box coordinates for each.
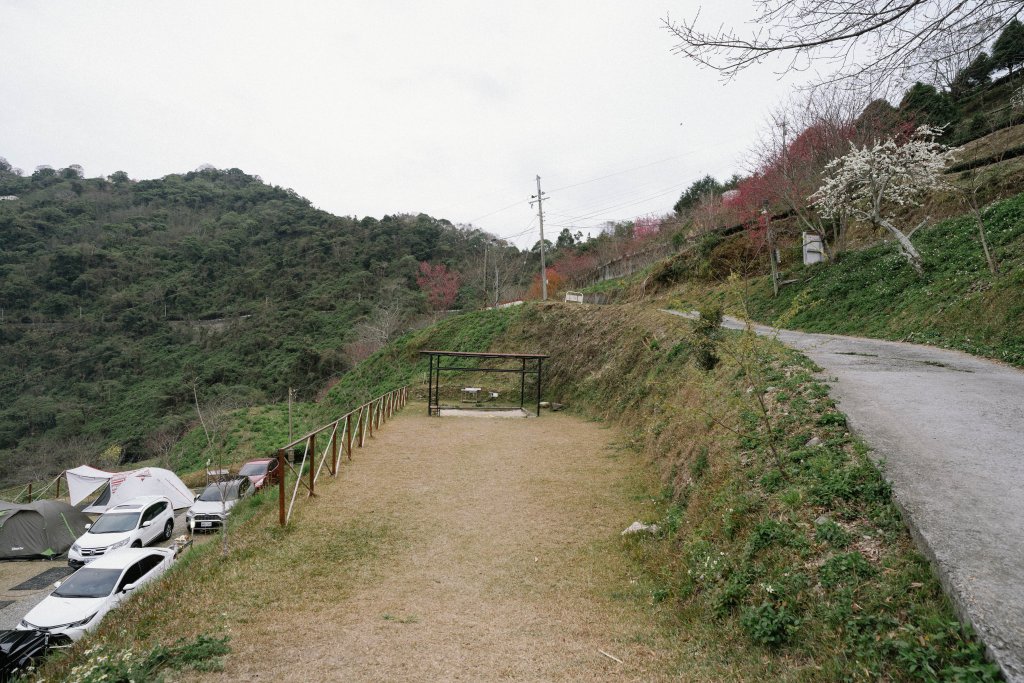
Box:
[0,458,283,677]
[12,458,278,641]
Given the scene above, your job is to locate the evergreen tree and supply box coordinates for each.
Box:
[992,19,1024,75]
[899,82,959,128]
[952,52,993,97]
[673,175,724,215]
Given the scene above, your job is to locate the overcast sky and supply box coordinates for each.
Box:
[1,1,806,247]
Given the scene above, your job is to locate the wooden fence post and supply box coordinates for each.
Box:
[278,448,286,526]
[367,402,374,439]
[346,413,353,460]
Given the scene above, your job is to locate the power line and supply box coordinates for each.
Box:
[458,148,714,230]
[544,181,691,225]
[544,152,694,194]
[466,199,530,224]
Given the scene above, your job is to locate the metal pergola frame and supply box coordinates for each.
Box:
[420,350,549,417]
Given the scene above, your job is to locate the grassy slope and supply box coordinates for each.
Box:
[666,192,1024,366]
[38,303,995,682]
[505,304,994,680]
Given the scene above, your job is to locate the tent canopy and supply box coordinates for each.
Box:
[66,466,194,512]
[0,500,91,560]
[64,465,113,506]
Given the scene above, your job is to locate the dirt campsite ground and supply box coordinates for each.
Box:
[201,407,679,682]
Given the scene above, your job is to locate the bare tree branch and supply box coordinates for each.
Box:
[664,0,1022,90]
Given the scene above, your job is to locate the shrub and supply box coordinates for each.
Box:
[692,305,723,371]
[740,602,800,647]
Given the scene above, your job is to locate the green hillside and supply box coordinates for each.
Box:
[0,162,522,485]
[663,191,1024,366]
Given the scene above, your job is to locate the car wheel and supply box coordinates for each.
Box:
[163,519,174,541]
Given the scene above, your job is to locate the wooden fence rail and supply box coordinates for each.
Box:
[275,386,408,526]
[0,473,65,504]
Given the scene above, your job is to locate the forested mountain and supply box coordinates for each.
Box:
[0,161,517,484]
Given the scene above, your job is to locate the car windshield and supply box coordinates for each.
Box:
[52,568,121,598]
[238,462,268,476]
[198,483,239,502]
[89,512,140,534]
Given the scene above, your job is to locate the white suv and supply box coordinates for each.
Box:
[186,477,252,532]
[68,496,175,568]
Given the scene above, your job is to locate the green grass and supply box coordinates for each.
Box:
[502,303,996,680]
[317,306,525,419]
[671,191,1024,366]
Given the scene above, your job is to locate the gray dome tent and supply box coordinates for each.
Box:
[0,500,91,560]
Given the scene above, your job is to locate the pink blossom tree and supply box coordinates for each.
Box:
[416,262,461,312]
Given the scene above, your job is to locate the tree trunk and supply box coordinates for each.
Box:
[970,205,999,275]
[876,215,924,275]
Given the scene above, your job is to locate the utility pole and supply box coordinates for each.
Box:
[482,242,488,309]
[288,387,294,441]
[530,175,549,301]
[764,200,780,297]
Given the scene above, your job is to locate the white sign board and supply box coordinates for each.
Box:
[802,232,825,265]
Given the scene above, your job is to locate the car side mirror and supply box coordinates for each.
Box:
[194,495,199,501]
[53,580,62,588]
[122,582,136,593]
[84,523,91,530]
[142,521,152,528]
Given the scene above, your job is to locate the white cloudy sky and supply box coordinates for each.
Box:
[1,1,806,247]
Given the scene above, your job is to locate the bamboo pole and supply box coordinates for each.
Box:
[330,426,338,476]
[308,434,316,497]
[359,405,367,447]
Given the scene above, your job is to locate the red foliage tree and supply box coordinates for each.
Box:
[416,262,461,311]
[526,267,564,300]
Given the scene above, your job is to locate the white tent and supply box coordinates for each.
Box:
[65,466,194,512]
[64,465,113,507]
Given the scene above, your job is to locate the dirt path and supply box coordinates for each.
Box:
[665,309,1024,681]
[208,408,672,682]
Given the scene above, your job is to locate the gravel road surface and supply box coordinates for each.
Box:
[666,310,1024,681]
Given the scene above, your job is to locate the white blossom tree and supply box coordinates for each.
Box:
[814,126,956,274]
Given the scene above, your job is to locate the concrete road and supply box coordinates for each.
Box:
[665,310,1024,681]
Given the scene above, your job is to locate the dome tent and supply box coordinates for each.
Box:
[65,466,193,513]
[0,500,91,560]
